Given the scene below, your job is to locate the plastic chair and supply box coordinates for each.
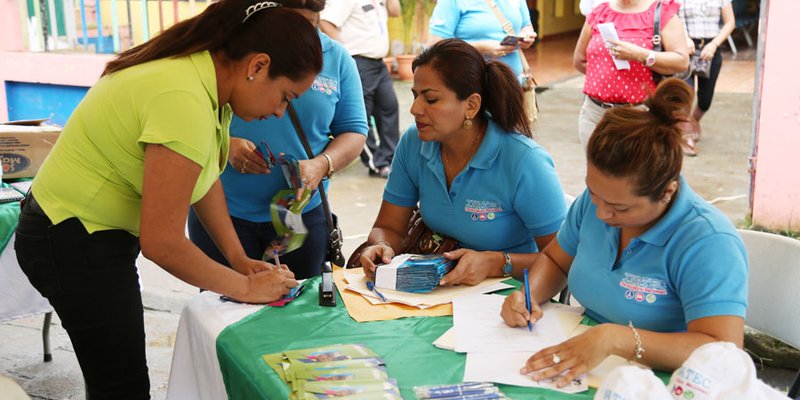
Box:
[726,0,759,55]
[738,229,800,399]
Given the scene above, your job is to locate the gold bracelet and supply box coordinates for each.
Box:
[628,320,645,362]
[321,152,334,178]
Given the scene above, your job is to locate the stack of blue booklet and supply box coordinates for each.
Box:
[375,254,456,293]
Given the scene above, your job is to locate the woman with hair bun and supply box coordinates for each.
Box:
[501,78,748,387]
[357,38,567,286]
[15,0,322,397]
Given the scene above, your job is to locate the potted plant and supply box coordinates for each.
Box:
[395,0,434,80]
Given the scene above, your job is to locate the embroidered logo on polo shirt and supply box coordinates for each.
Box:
[311,76,338,96]
[620,273,667,304]
[464,199,503,222]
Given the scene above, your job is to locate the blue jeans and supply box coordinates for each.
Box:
[187,204,328,279]
[15,194,149,400]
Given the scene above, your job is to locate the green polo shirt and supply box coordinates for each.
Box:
[32,51,231,236]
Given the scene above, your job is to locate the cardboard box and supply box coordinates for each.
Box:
[0,120,61,179]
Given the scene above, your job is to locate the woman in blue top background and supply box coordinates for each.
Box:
[188,0,368,279]
[358,39,566,285]
[501,78,747,387]
[427,0,537,84]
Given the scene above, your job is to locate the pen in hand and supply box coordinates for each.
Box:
[523,268,533,332]
[272,249,281,268]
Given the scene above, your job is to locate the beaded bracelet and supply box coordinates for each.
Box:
[628,321,645,362]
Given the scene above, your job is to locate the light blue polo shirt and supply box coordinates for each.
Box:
[384,120,566,253]
[428,0,532,81]
[559,177,748,332]
[223,32,368,222]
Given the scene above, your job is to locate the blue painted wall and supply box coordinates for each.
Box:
[5,81,88,127]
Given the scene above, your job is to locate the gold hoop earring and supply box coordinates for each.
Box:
[463,116,473,130]
[247,76,254,82]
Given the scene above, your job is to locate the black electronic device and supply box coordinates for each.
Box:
[500,35,523,47]
[319,261,336,307]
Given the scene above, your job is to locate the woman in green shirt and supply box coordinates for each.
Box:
[15,1,322,398]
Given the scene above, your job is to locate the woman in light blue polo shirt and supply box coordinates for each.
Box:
[188,0,368,279]
[501,78,747,387]
[428,0,536,83]
[358,39,567,285]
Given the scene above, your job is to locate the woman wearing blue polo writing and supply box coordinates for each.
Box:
[501,78,747,387]
[358,39,566,285]
[188,0,368,279]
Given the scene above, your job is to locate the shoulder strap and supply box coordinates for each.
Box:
[483,0,531,76]
[652,0,663,52]
[285,102,337,237]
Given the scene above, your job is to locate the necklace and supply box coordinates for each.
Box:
[441,130,485,180]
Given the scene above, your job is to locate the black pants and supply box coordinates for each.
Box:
[685,38,724,112]
[354,55,400,171]
[187,204,328,279]
[15,194,149,400]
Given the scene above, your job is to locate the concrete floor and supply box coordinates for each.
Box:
[1,73,792,399]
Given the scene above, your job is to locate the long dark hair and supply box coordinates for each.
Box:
[588,78,693,201]
[412,38,531,138]
[103,0,322,80]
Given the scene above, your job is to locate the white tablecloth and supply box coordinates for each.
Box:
[0,235,52,322]
[167,292,265,400]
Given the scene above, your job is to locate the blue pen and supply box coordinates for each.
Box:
[523,268,533,332]
[366,281,388,303]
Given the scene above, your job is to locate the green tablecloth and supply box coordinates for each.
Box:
[216,277,600,400]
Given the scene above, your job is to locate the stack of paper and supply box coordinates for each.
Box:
[262,343,402,399]
[343,268,513,309]
[375,254,455,293]
[444,294,588,394]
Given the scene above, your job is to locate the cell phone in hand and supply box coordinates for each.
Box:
[500,35,523,47]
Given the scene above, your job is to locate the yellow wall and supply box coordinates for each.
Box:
[538,0,585,38]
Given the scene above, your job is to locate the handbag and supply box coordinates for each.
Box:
[345,207,460,269]
[286,103,346,267]
[691,52,711,79]
[484,0,538,125]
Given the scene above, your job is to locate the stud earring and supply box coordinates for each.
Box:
[247,76,254,82]
[463,115,473,130]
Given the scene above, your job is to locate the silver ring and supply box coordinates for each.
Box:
[552,353,561,365]
[302,178,309,185]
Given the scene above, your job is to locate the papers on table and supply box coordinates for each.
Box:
[570,324,646,388]
[343,268,513,309]
[447,294,588,394]
[597,22,631,70]
[453,294,584,353]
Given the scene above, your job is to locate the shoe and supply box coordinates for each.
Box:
[369,166,391,179]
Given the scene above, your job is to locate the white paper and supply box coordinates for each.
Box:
[453,294,584,353]
[433,327,455,351]
[597,22,631,70]
[464,352,588,394]
[342,268,513,308]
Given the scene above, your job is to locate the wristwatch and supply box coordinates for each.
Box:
[501,251,512,277]
[645,51,657,67]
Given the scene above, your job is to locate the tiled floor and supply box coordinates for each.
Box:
[524,31,757,94]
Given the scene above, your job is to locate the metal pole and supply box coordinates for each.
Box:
[79,0,88,49]
[110,0,120,52]
[140,0,149,41]
[96,0,104,53]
